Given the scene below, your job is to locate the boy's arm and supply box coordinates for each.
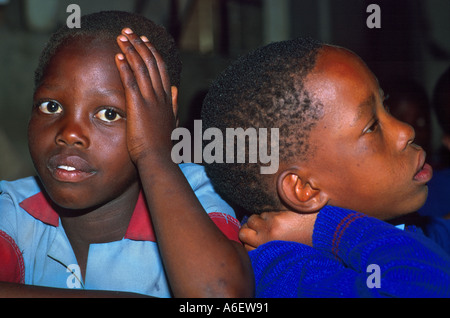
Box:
[239,211,317,250]
[114,29,253,298]
[249,240,376,297]
[314,206,450,297]
[0,222,148,297]
[245,206,450,297]
[0,228,149,297]
[0,282,148,298]
[312,206,450,269]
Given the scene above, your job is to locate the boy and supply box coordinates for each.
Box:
[0,11,253,297]
[202,37,450,297]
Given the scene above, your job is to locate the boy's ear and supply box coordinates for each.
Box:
[277,169,328,213]
[171,86,179,127]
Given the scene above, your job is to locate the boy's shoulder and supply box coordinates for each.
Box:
[0,176,57,249]
[179,163,209,187]
[179,163,236,218]
[0,176,41,203]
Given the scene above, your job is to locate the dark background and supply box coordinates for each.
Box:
[0,0,449,180]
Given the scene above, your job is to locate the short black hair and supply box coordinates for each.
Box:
[202,37,323,215]
[34,10,181,89]
[433,66,450,135]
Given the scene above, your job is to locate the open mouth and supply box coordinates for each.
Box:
[47,154,96,183]
[413,151,433,183]
[58,165,76,171]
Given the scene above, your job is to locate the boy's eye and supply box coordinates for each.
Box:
[95,108,122,122]
[365,119,379,133]
[38,101,62,114]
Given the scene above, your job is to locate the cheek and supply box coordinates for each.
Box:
[317,150,389,205]
[27,117,51,164]
[93,132,137,177]
[27,117,39,147]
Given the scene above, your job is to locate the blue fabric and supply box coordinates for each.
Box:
[0,163,235,297]
[249,206,450,298]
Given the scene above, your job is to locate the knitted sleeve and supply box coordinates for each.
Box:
[313,206,450,297]
[249,240,362,297]
[249,206,450,298]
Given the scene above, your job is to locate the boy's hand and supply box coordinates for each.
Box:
[113,29,253,297]
[115,28,176,165]
[239,211,318,251]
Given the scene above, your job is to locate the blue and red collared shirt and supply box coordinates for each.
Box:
[0,163,240,297]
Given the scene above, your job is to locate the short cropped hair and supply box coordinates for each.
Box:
[34,10,181,89]
[433,66,450,135]
[202,37,323,214]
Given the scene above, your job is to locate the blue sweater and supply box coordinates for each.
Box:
[249,206,450,297]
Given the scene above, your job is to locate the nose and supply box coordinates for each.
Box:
[55,114,90,148]
[393,117,415,151]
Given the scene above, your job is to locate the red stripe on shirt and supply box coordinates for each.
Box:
[208,212,241,243]
[0,230,25,283]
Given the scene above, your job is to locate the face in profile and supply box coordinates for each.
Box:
[298,46,432,219]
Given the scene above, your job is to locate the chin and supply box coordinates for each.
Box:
[409,185,429,212]
[385,193,429,221]
[41,183,99,213]
[51,194,95,212]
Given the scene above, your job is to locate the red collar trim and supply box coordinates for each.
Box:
[19,191,156,242]
[19,192,59,227]
[123,192,156,242]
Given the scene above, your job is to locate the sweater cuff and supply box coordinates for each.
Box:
[312,205,366,257]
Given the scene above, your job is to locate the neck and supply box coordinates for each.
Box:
[59,184,140,245]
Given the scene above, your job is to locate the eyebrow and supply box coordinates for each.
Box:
[351,93,376,127]
[93,88,124,97]
[37,83,123,97]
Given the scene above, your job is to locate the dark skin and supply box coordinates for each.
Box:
[0,29,253,297]
[387,92,432,156]
[240,45,433,249]
[114,29,252,297]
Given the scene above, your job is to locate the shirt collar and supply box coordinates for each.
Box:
[19,191,156,242]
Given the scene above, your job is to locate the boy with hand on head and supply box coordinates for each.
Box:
[202,38,450,297]
[0,11,253,297]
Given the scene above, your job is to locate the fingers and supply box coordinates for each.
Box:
[115,28,170,104]
[115,51,142,115]
[239,225,258,252]
[116,29,156,102]
[140,36,172,95]
[239,214,269,251]
[246,213,268,230]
